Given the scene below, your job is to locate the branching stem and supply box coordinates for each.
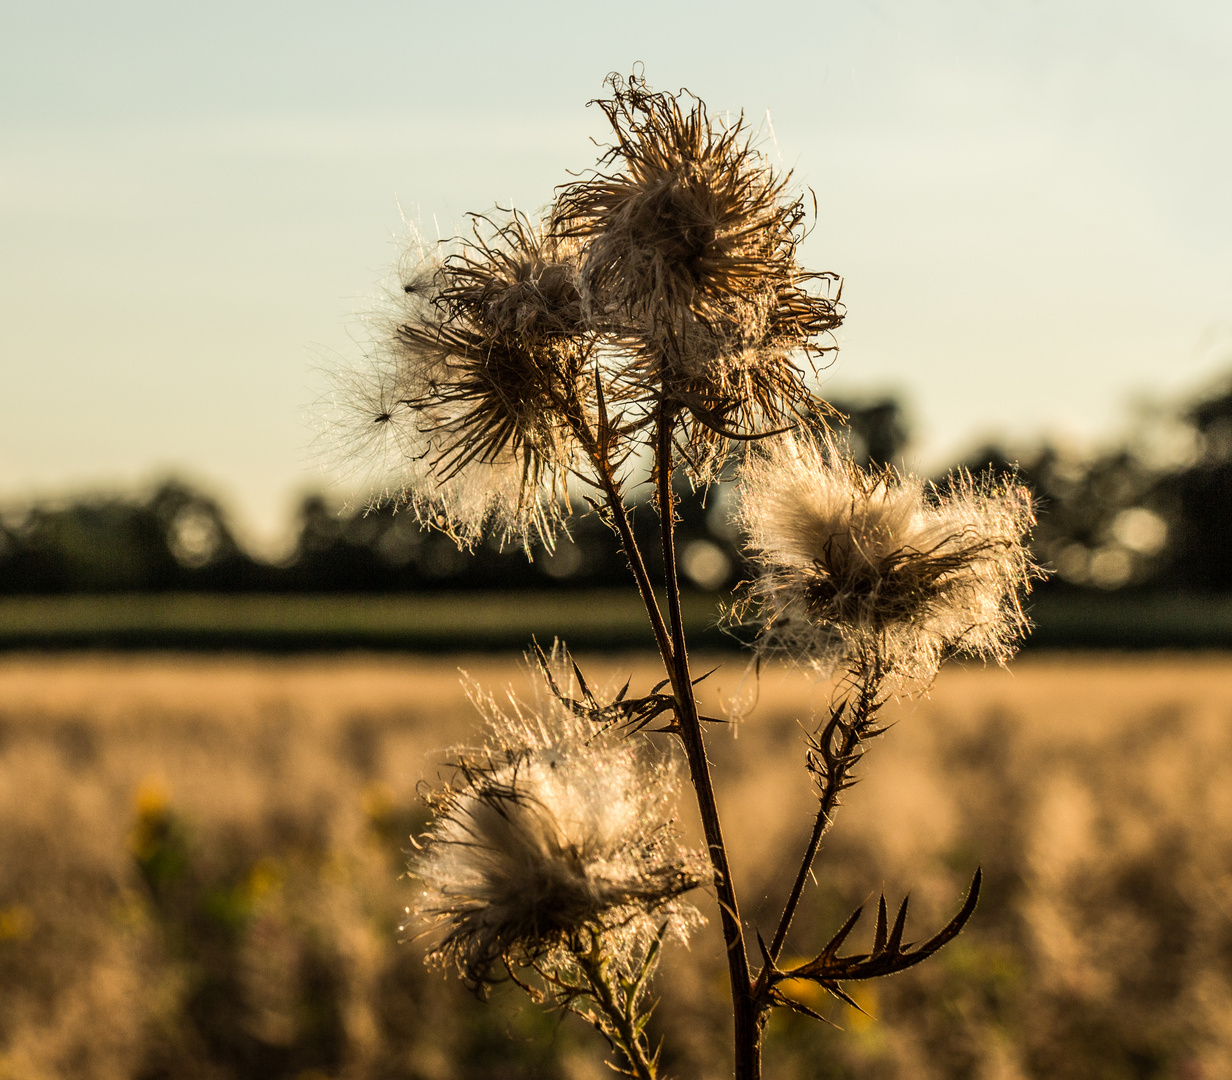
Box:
[566,388,674,665]
[571,387,758,1076]
[755,653,886,1007]
[654,405,759,1080]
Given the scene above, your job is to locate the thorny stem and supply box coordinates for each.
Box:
[755,652,886,1005]
[598,467,675,664]
[577,939,658,1080]
[568,385,758,1076]
[565,386,675,667]
[655,405,758,1080]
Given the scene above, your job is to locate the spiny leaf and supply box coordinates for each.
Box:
[756,929,775,970]
[691,665,720,686]
[594,366,610,443]
[886,895,910,955]
[769,987,837,1026]
[531,640,683,735]
[627,924,667,1007]
[820,902,864,961]
[872,894,889,954]
[914,867,981,957]
[776,869,981,998]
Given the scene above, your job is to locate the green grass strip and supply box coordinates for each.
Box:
[0,592,731,651]
[1,591,1231,651]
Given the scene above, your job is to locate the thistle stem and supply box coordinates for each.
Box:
[569,395,675,666]
[762,729,857,968]
[654,406,759,1080]
[574,393,759,1075]
[757,654,885,999]
[578,942,658,1080]
[596,466,675,665]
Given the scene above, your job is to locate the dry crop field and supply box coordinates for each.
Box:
[2,651,1231,1080]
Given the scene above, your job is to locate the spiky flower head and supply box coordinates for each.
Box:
[407,684,704,991]
[332,213,592,550]
[554,72,843,461]
[734,432,1038,682]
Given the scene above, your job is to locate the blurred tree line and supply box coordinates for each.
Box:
[958,378,1232,594]
[1,384,1229,595]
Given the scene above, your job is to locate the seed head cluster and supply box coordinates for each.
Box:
[735,433,1038,681]
[330,73,851,541]
[335,215,590,549]
[408,690,704,990]
[339,75,1047,1074]
[553,72,843,463]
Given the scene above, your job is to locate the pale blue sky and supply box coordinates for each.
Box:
[3,1,1230,551]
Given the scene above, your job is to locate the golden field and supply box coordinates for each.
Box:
[2,651,1231,1080]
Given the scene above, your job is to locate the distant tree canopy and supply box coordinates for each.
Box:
[957,378,1232,593]
[2,386,1229,595]
[0,482,266,594]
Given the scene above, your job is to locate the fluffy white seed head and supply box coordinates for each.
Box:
[324,226,583,551]
[552,73,843,472]
[407,688,704,989]
[734,432,1037,682]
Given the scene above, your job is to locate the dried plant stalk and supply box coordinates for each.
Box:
[332,70,1041,1080]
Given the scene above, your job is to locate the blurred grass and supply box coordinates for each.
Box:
[2,590,1232,650]
[4,653,1232,1078]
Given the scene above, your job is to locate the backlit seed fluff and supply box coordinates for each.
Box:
[407,692,705,989]
[734,433,1038,681]
[553,72,842,450]
[330,216,590,551]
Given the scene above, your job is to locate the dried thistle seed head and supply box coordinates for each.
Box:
[554,72,843,450]
[330,217,593,551]
[441,211,588,340]
[734,433,1038,682]
[407,692,705,990]
[558,72,806,326]
[640,278,844,479]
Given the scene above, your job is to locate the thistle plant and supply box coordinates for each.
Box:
[334,71,1039,1079]
[408,675,705,1077]
[734,432,1035,683]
